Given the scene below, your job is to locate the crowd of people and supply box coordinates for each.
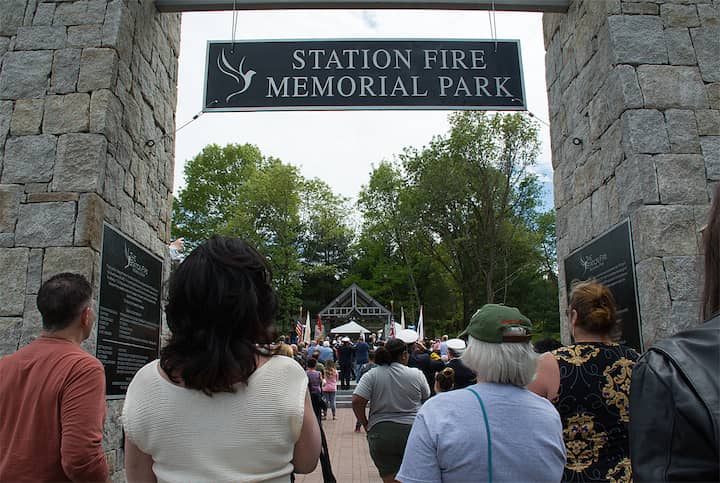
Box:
[0,186,718,482]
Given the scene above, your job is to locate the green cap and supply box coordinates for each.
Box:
[459,304,532,343]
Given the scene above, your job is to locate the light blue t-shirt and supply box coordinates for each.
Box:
[318,345,335,363]
[439,341,448,358]
[397,383,566,483]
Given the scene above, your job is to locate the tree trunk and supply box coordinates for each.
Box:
[398,243,422,309]
[485,270,494,304]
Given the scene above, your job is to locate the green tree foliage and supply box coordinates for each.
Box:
[172,143,261,246]
[525,210,560,339]
[300,179,354,269]
[356,161,418,304]
[401,111,544,324]
[352,160,458,333]
[222,158,304,326]
[298,179,354,316]
[536,210,558,282]
[350,112,558,335]
[172,144,353,329]
[172,115,559,338]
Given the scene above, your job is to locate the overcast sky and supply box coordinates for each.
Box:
[173,9,553,207]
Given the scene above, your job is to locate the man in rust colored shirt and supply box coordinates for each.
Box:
[0,273,109,482]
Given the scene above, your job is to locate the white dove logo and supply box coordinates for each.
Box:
[217,49,256,102]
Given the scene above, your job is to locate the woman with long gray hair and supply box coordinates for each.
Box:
[397,304,566,483]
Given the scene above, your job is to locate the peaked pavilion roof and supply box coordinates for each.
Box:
[318,283,390,320]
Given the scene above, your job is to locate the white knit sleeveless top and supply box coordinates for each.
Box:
[122,356,307,483]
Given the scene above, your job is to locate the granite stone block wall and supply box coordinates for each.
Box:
[544,0,717,347]
[0,1,180,478]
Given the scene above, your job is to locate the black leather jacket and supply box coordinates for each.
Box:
[629,315,720,482]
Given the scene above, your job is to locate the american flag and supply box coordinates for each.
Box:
[295,319,303,339]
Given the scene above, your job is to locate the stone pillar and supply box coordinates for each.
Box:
[0,0,180,478]
[544,0,718,347]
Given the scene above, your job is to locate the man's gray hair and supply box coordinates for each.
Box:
[461,336,538,387]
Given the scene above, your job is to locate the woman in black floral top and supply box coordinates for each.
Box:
[529,281,639,482]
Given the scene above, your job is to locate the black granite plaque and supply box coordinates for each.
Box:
[96,224,163,397]
[563,219,643,351]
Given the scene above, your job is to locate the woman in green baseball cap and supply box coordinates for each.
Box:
[397,304,566,483]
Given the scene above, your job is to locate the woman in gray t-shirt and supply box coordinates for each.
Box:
[352,338,430,483]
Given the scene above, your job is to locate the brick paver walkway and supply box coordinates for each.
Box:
[295,408,382,483]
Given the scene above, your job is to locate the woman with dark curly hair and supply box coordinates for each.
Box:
[122,236,320,482]
[529,281,639,482]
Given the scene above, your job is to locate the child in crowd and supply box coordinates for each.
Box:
[434,367,455,393]
[306,358,324,420]
[323,360,338,420]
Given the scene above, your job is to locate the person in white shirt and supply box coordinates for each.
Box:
[122,236,320,482]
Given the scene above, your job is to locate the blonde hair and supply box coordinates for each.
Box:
[324,359,336,377]
[274,343,293,358]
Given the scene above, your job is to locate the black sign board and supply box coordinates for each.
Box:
[563,220,643,351]
[96,224,163,397]
[204,39,525,111]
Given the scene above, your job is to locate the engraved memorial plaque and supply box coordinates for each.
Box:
[563,220,642,351]
[96,224,163,397]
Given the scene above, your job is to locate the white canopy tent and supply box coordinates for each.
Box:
[330,321,371,334]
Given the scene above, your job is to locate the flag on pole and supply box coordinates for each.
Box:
[303,311,311,344]
[295,305,304,341]
[417,305,424,341]
[389,300,396,339]
[295,319,303,339]
[315,314,323,339]
[400,307,406,329]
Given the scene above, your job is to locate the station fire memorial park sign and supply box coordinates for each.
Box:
[204,39,526,111]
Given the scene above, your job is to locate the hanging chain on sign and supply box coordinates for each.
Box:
[231,0,239,53]
[488,1,498,52]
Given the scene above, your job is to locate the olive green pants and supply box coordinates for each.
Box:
[367,421,412,477]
